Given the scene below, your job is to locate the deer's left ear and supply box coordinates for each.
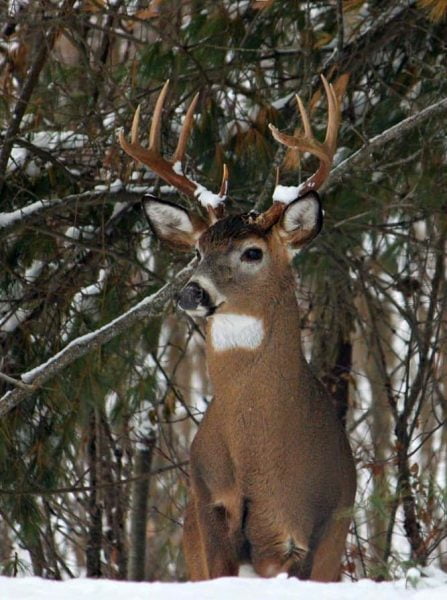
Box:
[275,192,323,254]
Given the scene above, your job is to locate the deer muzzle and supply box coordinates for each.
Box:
[177,281,212,315]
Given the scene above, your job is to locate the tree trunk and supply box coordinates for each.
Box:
[86,409,102,578]
[127,431,156,581]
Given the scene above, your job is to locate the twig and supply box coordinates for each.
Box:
[0,189,147,238]
[0,0,77,193]
[336,0,344,57]
[0,461,188,496]
[0,261,196,418]
[326,97,447,190]
[0,371,35,392]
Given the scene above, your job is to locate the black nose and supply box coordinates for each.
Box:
[178,282,211,311]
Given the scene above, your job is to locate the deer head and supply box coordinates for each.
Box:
[119,77,342,321]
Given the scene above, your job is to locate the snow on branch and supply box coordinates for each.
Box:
[0,261,195,418]
[0,189,145,237]
[326,97,447,189]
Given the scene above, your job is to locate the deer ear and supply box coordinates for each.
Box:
[276,192,322,254]
[143,197,207,251]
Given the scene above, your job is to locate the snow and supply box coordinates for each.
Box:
[1,569,447,600]
[172,160,183,175]
[31,130,88,151]
[272,184,301,204]
[94,178,123,192]
[7,145,27,172]
[0,199,49,228]
[0,308,31,333]
[194,183,225,209]
[271,92,295,110]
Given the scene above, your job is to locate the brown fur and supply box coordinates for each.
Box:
[182,219,356,580]
[147,201,356,581]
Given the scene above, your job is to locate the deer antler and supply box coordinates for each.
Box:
[256,75,343,229]
[119,81,227,219]
[269,75,341,196]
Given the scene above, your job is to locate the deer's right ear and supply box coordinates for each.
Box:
[143,197,207,251]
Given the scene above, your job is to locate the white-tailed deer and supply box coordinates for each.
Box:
[119,79,356,581]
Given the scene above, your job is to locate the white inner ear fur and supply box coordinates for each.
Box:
[282,196,319,233]
[210,314,264,351]
[146,202,194,234]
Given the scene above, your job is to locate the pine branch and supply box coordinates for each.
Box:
[0,189,146,238]
[326,97,447,190]
[0,261,195,418]
[253,0,424,212]
[0,0,77,193]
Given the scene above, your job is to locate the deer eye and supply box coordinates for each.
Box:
[241,247,263,262]
[195,249,201,261]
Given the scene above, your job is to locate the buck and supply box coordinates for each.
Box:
[119,79,356,581]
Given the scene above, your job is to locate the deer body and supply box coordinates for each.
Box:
[119,77,356,580]
[180,222,356,580]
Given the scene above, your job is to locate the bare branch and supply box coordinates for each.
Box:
[327,97,447,190]
[0,261,195,418]
[0,0,77,193]
[0,189,147,238]
[0,371,35,392]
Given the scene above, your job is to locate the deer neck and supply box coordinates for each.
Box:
[205,274,307,401]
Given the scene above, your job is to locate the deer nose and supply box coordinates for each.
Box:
[178,282,211,311]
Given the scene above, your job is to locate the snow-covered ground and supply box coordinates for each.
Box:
[2,569,447,600]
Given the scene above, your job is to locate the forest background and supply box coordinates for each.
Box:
[1,0,447,584]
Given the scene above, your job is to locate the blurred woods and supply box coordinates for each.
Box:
[1,0,447,583]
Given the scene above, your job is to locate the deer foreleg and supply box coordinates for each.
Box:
[183,495,240,580]
[183,500,207,581]
[197,501,239,579]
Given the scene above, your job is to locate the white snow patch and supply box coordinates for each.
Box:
[94,178,123,192]
[210,314,264,351]
[7,146,28,172]
[65,225,95,241]
[271,92,294,110]
[0,308,31,333]
[31,130,88,151]
[0,199,57,229]
[74,268,107,302]
[172,160,183,175]
[194,183,225,209]
[25,260,44,283]
[272,184,301,204]
[24,159,40,177]
[1,569,447,600]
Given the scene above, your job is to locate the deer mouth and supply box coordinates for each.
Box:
[177,281,221,318]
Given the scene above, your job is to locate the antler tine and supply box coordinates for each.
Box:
[320,75,340,155]
[173,91,200,164]
[148,79,170,152]
[131,104,141,144]
[219,163,229,198]
[295,93,313,139]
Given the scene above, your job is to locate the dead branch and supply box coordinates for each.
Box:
[0,189,146,238]
[0,261,195,418]
[327,97,447,190]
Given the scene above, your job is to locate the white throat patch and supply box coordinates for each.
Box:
[210,314,264,352]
